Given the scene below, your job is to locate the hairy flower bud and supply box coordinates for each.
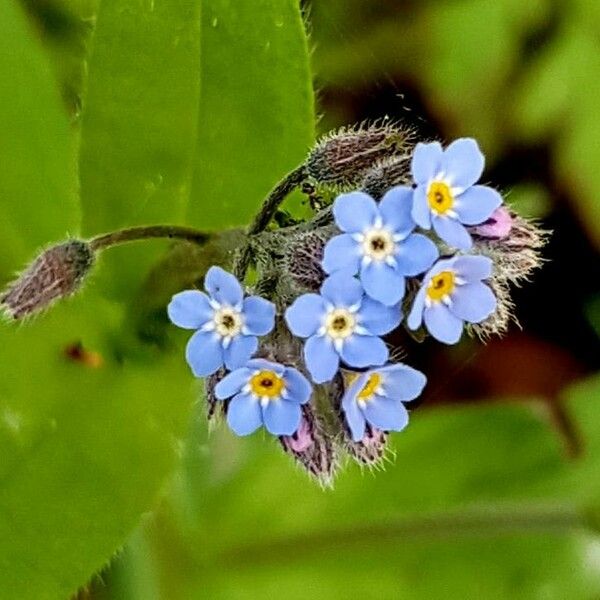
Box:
[306,123,413,189]
[360,154,412,199]
[205,368,226,424]
[469,206,512,239]
[279,404,337,487]
[344,424,390,468]
[1,240,94,319]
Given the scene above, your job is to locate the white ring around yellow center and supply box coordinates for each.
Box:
[361,228,395,262]
[213,306,243,338]
[324,308,356,340]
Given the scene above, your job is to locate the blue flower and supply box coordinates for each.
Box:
[168,266,275,377]
[411,138,503,250]
[284,271,401,383]
[407,255,497,345]
[322,188,439,306]
[214,358,312,436]
[342,363,427,442]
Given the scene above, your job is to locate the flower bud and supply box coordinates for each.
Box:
[469,206,512,239]
[205,369,226,423]
[306,123,412,189]
[279,405,337,487]
[1,240,94,320]
[285,230,328,293]
[344,424,390,468]
[360,154,411,199]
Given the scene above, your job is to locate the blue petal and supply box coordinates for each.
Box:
[304,335,340,383]
[432,216,472,250]
[215,367,251,399]
[285,294,326,338]
[342,384,367,442]
[442,138,485,190]
[332,191,378,233]
[363,398,409,433]
[242,296,275,335]
[246,358,285,375]
[411,186,431,229]
[452,255,493,282]
[395,233,439,276]
[423,304,463,344]
[379,364,427,402]
[223,335,258,370]
[283,367,312,404]
[227,393,263,436]
[449,282,496,323]
[320,272,364,307]
[168,290,213,329]
[426,257,455,278]
[262,400,302,436]
[378,186,415,236]
[411,141,443,185]
[407,286,427,330]
[205,266,243,307]
[340,335,388,368]
[454,185,502,225]
[322,234,361,274]
[358,296,402,335]
[360,261,405,306]
[185,330,223,377]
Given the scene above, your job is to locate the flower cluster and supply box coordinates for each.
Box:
[168,134,540,482]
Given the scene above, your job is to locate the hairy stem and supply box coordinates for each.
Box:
[233,164,308,280]
[89,225,209,252]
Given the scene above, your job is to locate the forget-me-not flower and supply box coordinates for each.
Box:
[168,266,275,377]
[215,358,312,436]
[285,271,401,383]
[407,255,497,344]
[342,363,427,442]
[411,138,502,250]
[322,188,439,306]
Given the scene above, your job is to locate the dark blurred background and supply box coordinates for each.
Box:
[306,0,600,434]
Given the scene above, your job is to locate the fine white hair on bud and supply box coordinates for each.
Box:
[1,240,95,320]
[360,154,412,199]
[306,121,414,190]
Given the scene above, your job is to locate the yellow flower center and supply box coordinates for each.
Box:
[357,372,382,402]
[214,307,243,337]
[362,229,395,261]
[427,181,454,214]
[249,370,285,399]
[324,308,356,339]
[427,271,456,302]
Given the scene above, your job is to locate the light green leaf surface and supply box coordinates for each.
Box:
[0,299,195,600]
[108,377,600,599]
[0,1,316,598]
[0,0,78,280]
[188,0,315,229]
[78,0,202,299]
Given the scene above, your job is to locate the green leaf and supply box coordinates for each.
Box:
[188,0,315,230]
[0,0,78,280]
[107,376,600,598]
[0,299,195,600]
[78,0,202,299]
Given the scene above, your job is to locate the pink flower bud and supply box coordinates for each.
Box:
[470,206,512,239]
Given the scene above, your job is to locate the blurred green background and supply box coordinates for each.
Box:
[1,0,600,598]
